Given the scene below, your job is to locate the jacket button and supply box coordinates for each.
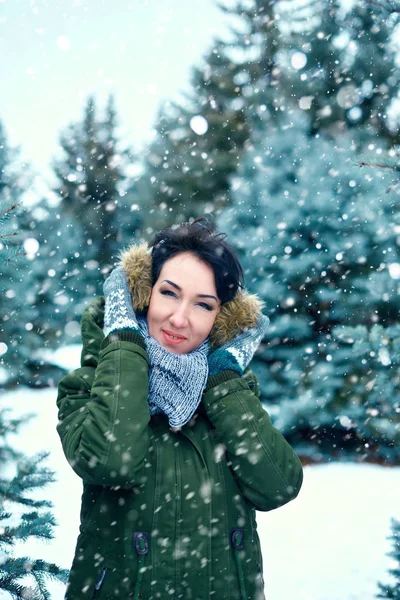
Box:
[133,531,149,555]
[230,528,244,550]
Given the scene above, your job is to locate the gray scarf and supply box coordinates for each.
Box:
[136,316,211,428]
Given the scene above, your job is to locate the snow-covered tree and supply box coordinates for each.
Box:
[1,196,77,389]
[0,122,38,389]
[218,113,400,463]
[0,407,68,599]
[377,518,400,598]
[365,0,400,18]
[0,120,78,387]
[0,121,26,266]
[134,0,283,232]
[53,95,140,282]
[0,122,69,598]
[19,201,86,385]
[278,0,400,144]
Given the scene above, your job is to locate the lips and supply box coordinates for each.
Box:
[162,329,186,340]
[161,330,187,345]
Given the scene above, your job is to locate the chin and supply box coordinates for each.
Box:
[162,339,193,355]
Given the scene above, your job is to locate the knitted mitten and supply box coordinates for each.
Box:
[103,266,140,338]
[208,314,270,377]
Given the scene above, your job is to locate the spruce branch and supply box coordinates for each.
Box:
[0,202,23,222]
[0,200,26,265]
[364,0,400,14]
[359,150,400,193]
[0,557,69,600]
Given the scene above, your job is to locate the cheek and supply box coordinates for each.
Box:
[147,293,160,332]
[148,291,160,318]
[198,312,217,337]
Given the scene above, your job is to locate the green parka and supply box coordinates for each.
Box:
[56,244,303,600]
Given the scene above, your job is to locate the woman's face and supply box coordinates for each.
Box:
[147,252,221,354]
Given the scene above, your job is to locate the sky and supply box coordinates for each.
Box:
[1,0,230,194]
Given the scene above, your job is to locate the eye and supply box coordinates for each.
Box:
[160,290,176,298]
[160,290,213,311]
[198,302,213,311]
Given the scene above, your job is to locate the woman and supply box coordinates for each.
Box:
[56,217,303,600]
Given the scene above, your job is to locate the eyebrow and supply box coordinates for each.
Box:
[161,280,218,302]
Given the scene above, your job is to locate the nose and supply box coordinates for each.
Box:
[169,304,189,330]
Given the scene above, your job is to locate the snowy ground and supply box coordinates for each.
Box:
[1,345,399,599]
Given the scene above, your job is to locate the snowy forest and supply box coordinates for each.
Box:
[1,0,400,598]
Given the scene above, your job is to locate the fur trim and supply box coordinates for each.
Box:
[117,243,264,347]
[117,243,153,311]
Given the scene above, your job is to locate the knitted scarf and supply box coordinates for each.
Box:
[136,316,211,428]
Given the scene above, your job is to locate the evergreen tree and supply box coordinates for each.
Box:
[0,121,68,598]
[278,0,400,144]
[377,518,400,598]
[1,197,84,389]
[1,205,48,390]
[1,94,143,389]
[365,0,400,17]
[0,123,72,388]
[0,122,38,389]
[0,406,68,598]
[136,0,400,235]
[0,121,26,266]
[15,201,86,387]
[134,0,283,232]
[53,94,140,287]
[218,113,400,462]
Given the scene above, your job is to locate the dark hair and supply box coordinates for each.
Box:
[148,216,244,305]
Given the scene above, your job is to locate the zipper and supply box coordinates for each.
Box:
[175,437,181,598]
[91,567,107,598]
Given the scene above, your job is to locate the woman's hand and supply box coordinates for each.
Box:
[207,314,270,377]
[103,266,140,337]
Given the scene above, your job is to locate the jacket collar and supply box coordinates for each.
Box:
[118,242,264,348]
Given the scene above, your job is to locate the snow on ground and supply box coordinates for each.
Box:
[1,363,399,599]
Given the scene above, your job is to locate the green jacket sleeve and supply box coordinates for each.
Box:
[56,297,151,488]
[203,370,303,512]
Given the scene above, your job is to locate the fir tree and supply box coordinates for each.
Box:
[0,122,36,389]
[365,0,400,17]
[2,94,142,389]
[377,518,400,598]
[278,0,400,144]
[0,121,26,266]
[134,0,282,233]
[0,407,69,599]
[0,124,70,388]
[16,201,86,387]
[218,113,400,462]
[53,94,139,285]
[0,123,68,597]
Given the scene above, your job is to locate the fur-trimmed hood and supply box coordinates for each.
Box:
[118,242,265,348]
